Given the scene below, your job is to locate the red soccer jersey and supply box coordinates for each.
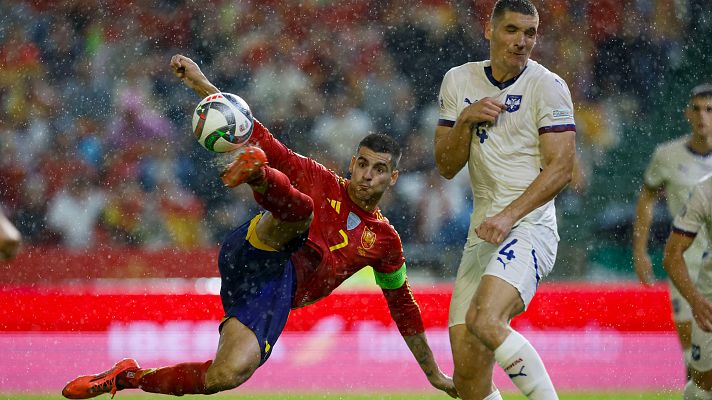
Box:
[249,120,424,336]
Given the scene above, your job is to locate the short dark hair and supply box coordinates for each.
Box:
[491,0,539,23]
[358,134,401,169]
[690,84,712,100]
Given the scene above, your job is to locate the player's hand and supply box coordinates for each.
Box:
[428,370,459,398]
[475,212,517,245]
[170,54,211,94]
[691,296,712,332]
[457,97,506,127]
[633,252,655,287]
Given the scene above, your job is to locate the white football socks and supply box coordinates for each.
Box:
[493,330,558,400]
[685,381,712,399]
[482,389,503,400]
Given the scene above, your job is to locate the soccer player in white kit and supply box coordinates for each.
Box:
[434,1,575,399]
[664,175,712,399]
[633,84,712,377]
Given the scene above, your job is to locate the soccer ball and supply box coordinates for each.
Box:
[192,92,254,152]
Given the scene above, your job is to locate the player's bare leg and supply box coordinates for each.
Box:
[469,275,557,400]
[676,320,693,379]
[450,324,500,399]
[204,317,262,391]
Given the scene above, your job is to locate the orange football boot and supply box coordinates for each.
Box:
[220,146,267,188]
[62,358,139,399]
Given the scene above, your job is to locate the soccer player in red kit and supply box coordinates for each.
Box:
[62,55,458,399]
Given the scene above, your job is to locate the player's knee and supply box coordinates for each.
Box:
[469,311,504,347]
[205,362,257,392]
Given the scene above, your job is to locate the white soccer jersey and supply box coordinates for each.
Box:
[673,175,712,297]
[644,137,712,276]
[438,59,576,245]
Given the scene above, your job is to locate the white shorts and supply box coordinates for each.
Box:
[449,224,558,327]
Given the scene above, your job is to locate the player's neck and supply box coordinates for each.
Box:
[688,134,712,155]
[489,61,526,83]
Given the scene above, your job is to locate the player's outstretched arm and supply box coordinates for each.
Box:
[0,211,21,261]
[632,185,659,286]
[170,54,220,98]
[664,231,712,331]
[402,333,459,398]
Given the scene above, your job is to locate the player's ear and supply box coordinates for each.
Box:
[349,155,356,174]
[485,20,493,40]
[390,169,399,186]
[684,103,694,120]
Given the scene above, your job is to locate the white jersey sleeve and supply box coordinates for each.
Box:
[438,68,459,124]
[535,74,576,133]
[673,178,712,237]
[643,146,666,190]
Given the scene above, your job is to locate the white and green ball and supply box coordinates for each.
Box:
[192,92,254,152]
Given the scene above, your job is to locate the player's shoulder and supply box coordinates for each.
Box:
[445,61,487,78]
[370,210,402,238]
[654,136,689,155]
[526,59,569,88]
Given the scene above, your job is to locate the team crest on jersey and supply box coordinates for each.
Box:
[505,95,522,112]
[360,226,376,250]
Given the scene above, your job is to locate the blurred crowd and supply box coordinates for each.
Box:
[0,0,710,275]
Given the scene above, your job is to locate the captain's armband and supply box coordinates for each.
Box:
[374,263,407,289]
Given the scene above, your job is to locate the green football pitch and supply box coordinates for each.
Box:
[0,392,682,400]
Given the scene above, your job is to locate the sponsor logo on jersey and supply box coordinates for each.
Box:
[505,95,522,112]
[327,198,341,213]
[552,109,573,119]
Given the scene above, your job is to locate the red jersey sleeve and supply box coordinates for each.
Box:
[382,279,425,336]
[250,119,333,194]
[373,229,424,336]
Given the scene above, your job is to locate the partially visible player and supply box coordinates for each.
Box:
[663,175,712,399]
[633,83,712,375]
[435,0,575,399]
[0,209,21,261]
[61,54,458,399]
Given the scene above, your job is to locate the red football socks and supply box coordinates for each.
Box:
[121,360,214,395]
[253,166,313,222]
